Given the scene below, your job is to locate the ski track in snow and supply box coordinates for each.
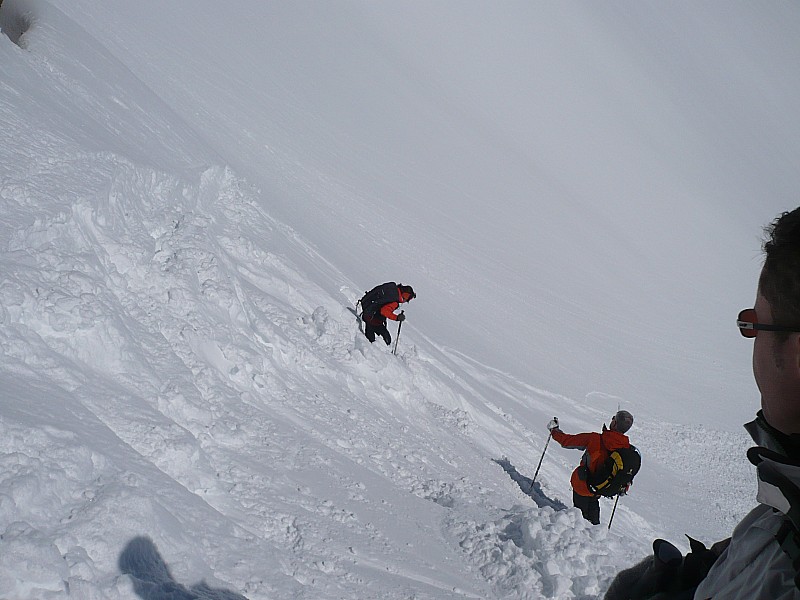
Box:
[0,3,768,599]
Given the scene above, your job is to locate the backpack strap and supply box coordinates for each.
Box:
[576,432,608,485]
[598,431,611,453]
[587,433,617,495]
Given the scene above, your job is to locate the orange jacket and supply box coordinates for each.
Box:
[379,289,412,321]
[551,427,631,497]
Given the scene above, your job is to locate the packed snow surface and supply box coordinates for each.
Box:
[2,1,800,598]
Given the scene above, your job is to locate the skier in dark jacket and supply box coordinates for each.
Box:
[359,282,415,345]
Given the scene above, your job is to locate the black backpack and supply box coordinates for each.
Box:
[359,282,400,318]
[587,441,641,497]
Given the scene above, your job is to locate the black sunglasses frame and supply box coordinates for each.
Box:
[737,308,800,338]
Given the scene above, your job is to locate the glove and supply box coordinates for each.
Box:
[603,539,682,600]
[547,417,559,432]
[603,536,729,600]
[396,313,406,322]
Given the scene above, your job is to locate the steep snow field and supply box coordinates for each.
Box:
[2,1,800,598]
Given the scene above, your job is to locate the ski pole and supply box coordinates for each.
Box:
[529,421,556,493]
[529,435,551,493]
[392,311,404,355]
[608,495,621,530]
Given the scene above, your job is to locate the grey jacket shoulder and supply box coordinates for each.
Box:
[694,417,800,599]
[694,503,798,599]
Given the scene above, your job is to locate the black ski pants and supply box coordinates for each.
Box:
[363,315,391,345]
[573,490,601,525]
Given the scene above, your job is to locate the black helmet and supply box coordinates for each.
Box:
[399,284,416,300]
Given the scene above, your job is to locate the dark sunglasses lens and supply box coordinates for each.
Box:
[737,308,758,338]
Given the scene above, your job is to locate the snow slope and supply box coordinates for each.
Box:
[63,0,800,430]
[1,1,798,598]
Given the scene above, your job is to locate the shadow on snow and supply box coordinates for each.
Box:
[493,457,568,512]
[119,536,247,600]
[346,306,364,333]
[0,0,33,47]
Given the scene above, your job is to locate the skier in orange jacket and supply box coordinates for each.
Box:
[548,410,634,524]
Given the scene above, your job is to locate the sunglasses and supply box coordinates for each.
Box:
[737,308,800,338]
